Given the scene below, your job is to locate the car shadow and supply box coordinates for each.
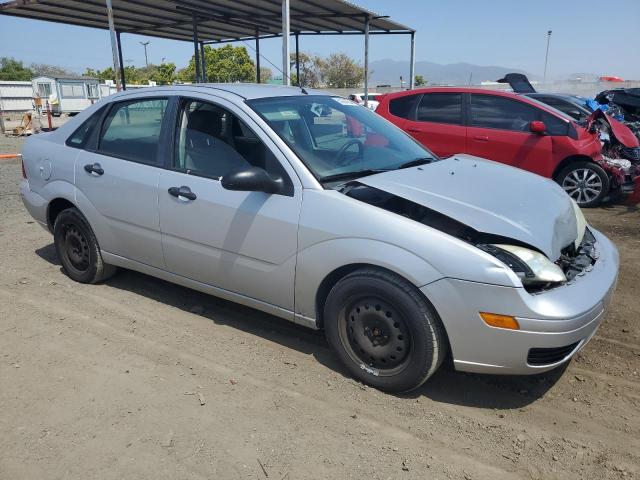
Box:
[35,242,565,410]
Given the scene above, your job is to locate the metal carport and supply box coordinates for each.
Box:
[0,0,416,104]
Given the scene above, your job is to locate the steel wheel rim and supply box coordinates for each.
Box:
[63,224,90,273]
[562,168,602,204]
[339,296,412,376]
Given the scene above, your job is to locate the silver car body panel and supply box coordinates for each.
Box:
[19,84,619,375]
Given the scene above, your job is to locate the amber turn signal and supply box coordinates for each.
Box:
[479,312,520,330]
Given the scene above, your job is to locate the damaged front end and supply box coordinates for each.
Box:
[341,181,590,293]
[587,109,640,203]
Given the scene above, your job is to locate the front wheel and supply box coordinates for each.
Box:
[555,161,610,207]
[324,269,447,393]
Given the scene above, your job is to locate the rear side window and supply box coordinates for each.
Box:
[470,95,538,131]
[389,94,418,119]
[98,98,168,165]
[417,93,463,125]
[66,107,105,149]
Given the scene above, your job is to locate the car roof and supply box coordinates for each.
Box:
[110,83,328,101]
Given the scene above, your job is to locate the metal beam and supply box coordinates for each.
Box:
[116,30,126,90]
[105,0,121,91]
[282,0,290,86]
[364,15,369,108]
[409,31,416,90]
[295,32,300,86]
[192,13,201,83]
[200,42,207,82]
[255,27,261,83]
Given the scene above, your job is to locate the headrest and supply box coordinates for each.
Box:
[187,109,222,137]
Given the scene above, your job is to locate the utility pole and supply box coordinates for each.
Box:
[543,30,552,86]
[140,41,150,68]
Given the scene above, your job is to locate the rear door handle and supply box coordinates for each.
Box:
[473,135,489,142]
[168,186,197,201]
[83,163,104,175]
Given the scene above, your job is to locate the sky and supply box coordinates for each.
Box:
[1,0,639,80]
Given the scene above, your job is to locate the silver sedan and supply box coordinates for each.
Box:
[20,84,618,392]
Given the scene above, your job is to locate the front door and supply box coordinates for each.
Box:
[465,94,552,175]
[158,97,302,311]
[74,97,170,269]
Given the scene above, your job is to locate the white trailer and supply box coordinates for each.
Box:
[32,75,102,115]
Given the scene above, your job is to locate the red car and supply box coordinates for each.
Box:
[376,88,630,206]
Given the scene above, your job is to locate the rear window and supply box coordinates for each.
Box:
[417,93,463,125]
[389,94,418,119]
[66,107,106,149]
[98,98,168,165]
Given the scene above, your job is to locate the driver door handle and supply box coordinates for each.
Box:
[83,163,104,176]
[473,135,489,142]
[168,186,197,201]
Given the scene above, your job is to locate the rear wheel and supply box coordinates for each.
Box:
[53,207,116,283]
[324,269,447,393]
[556,161,610,207]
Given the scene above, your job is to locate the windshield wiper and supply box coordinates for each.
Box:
[320,169,390,184]
[397,157,434,169]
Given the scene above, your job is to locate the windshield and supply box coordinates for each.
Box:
[247,95,436,183]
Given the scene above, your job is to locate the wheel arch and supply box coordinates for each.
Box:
[46,197,77,232]
[552,154,598,181]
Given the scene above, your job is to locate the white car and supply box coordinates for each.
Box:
[348,93,382,111]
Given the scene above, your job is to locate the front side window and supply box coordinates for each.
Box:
[417,93,463,125]
[174,99,289,183]
[248,95,436,183]
[98,98,168,164]
[470,94,538,132]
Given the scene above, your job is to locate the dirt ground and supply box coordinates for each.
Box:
[0,135,638,480]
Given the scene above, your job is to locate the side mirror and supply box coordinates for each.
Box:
[529,120,546,134]
[221,166,283,195]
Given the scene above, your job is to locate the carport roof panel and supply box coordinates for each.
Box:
[0,0,414,43]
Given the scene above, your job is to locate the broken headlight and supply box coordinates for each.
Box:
[478,244,566,287]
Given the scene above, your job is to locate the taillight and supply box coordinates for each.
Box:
[21,156,27,179]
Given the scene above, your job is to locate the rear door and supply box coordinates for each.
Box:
[74,96,171,269]
[466,93,552,175]
[403,92,466,157]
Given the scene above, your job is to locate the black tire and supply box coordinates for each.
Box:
[53,207,117,284]
[555,161,610,207]
[324,269,447,393]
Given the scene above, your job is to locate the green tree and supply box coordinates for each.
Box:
[31,63,75,77]
[259,67,272,83]
[290,52,325,87]
[0,57,33,81]
[415,75,427,87]
[321,53,364,88]
[179,45,255,83]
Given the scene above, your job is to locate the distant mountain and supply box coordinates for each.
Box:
[369,59,537,86]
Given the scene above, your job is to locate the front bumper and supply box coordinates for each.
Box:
[422,228,619,375]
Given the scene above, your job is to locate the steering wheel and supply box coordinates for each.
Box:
[336,139,364,166]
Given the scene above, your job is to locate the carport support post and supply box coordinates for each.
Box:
[363,15,370,108]
[105,0,122,91]
[409,31,415,90]
[192,14,201,83]
[255,28,261,83]
[282,0,290,85]
[295,32,300,86]
[116,30,126,90]
[200,42,207,82]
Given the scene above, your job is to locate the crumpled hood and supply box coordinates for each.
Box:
[359,155,579,260]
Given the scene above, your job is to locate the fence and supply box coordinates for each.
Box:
[0,81,34,112]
